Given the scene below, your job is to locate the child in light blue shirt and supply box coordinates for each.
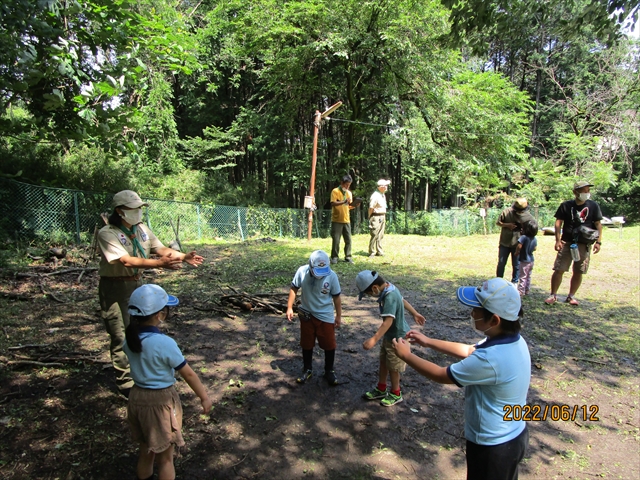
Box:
[124,284,211,480]
[515,220,538,296]
[392,278,530,480]
[286,250,342,385]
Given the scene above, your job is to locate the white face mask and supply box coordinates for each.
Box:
[578,193,591,201]
[470,315,492,335]
[120,208,143,225]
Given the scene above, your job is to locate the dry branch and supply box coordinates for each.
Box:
[2,293,33,301]
[220,292,288,314]
[8,344,48,350]
[16,267,97,279]
[5,360,65,367]
[572,357,608,366]
[38,283,65,303]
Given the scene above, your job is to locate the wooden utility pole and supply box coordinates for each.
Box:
[307,101,343,241]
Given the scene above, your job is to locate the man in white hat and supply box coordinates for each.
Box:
[368,179,391,257]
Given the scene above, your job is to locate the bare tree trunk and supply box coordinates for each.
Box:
[404,178,412,211]
[424,180,429,211]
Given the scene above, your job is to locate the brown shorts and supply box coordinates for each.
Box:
[299,311,337,350]
[128,385,185,453]
[380,339,407,373]
[553,242,591,274]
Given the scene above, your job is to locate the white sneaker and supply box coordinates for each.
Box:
[330,258,338,264]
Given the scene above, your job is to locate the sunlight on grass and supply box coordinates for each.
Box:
[173,226,639,361]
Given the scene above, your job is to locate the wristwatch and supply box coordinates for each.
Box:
[595,241,602,245]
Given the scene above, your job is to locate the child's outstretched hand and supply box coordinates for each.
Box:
[406,330,429,347]
[362,337,376,350]
[391,338,410,359]
[413,312,426,325]
[201,396,213,415]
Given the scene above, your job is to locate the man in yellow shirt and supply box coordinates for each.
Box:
[330,175,354,264]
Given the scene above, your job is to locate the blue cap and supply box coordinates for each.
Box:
[128,284,179,317]
[457,278,521,321]
[309,250,331,277]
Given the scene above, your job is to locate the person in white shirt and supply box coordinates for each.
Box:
[368,179,390,257]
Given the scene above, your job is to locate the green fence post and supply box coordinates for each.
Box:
[465,210,470,235]
[73,192,81,244]
[197,204,202,241]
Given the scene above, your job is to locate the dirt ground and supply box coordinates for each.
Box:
[0,232,638,479]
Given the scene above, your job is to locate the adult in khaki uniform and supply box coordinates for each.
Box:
[97,190,204,396]
[368,179,390,257]
[495,198,534,283]
[330,175,354,264]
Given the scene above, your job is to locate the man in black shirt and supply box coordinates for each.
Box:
[545,181,603,306]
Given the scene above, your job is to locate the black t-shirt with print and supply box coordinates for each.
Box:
[555,199,603,243]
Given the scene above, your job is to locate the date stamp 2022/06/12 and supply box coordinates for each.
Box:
[503,404,600,422]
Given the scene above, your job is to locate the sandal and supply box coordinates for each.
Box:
[565,296,579,306]
[544,294,557,305]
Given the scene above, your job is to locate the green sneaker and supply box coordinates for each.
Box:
[296,369,312,384]
[380,391,403,407]
[362,387,388,400]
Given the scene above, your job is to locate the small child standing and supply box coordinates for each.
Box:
[515,220,538,296]
[286,250,342,385]
[356,270,425,406]
[124,284,212,480]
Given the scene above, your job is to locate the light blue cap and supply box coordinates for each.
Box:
[309,250,331,277]
[457,278,521,321]
[128,284,179,317]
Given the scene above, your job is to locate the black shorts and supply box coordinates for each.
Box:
[466,424,529,480]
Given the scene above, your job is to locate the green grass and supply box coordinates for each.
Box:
[179,225,639,361]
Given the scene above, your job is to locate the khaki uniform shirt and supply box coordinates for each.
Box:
[498,208,534,247]
[369,190,387,214]
[97,224,164,277]
[331,187,352,223]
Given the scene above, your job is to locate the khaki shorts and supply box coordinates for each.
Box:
[128,385,185,453]
[553,242,591,274]
[299,311,337,350]
[380,339,407,373]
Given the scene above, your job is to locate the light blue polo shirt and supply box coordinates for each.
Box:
[123,326,187,389]
[447,333,531,445]
[292,265,341,323]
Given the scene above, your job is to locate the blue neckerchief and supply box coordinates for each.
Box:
[377,283,396,315]
[139,326,162,334]
[475,333,520,349]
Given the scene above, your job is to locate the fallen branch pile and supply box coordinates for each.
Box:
[192,286,295,318]
[2,343,109,368]
[220,286,290,314]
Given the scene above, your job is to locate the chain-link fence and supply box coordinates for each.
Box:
[0,178,554,244]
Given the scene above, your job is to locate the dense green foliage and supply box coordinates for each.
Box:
[0,0,638,219]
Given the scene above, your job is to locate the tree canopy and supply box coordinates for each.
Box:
[1,0,638,219]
